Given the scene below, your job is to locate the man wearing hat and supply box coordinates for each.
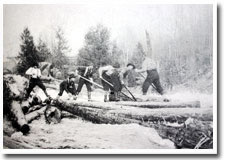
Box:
[56,73,77,99]
[25,62,50,99]
[123,63,137,87]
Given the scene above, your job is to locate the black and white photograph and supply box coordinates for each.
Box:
[2,1,217,154]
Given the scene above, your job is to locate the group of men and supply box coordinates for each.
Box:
[24,57,165,102]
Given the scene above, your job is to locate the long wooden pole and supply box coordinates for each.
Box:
[138,72,158,91]
[122,84,137,101]
[100,78,134,101]
[78,75,104,89]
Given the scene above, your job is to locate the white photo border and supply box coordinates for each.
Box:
[0,0,217,154]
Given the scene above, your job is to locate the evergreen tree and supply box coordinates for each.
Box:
[52,27,70,68]
[37,38,52,62]
[76,24,111,68]
[17,27,40,75]
[111,42,124,66]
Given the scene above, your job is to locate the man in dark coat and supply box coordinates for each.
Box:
[56,74,77,99]
[76,65,94,101]
[98,62,123,102]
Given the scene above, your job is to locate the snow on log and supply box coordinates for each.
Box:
[10,101,30,135]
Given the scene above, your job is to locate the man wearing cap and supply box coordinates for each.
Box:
[56,74,77,99]
[25,62,50,99]
[123,63,137,87]
[135,57,164,95]
[76,65,94,101]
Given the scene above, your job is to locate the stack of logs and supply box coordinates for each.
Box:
[3,75,46,135]
[3,74,213,149]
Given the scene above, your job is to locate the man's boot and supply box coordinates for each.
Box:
[115,92,120,101]
[104,94,108,102]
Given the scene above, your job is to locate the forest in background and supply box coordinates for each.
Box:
[5,5,213,94]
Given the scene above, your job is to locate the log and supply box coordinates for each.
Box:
[54,99,213,149]
[141,121,213,149]
[108,100,201,109]
[3,75,46,135]
[44,106,62,124]
[54,100,137,124]
[54,100,211,122]
[10,101,30,135]
[21,101,30,114]
[25,107,46,123]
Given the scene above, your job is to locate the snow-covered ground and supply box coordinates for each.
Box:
[10,116,175,149]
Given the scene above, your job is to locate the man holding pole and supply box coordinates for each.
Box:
[56,73,77,100]
[76,65,94,101]
[98,62,124,102]
[135,57,164,95]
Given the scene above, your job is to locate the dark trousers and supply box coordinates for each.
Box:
[101,73,114,91]
[77,77,92,93]
[142,69,164,95]
[58,84,76,96]
[101,72,123,92]
[26,78,47,97]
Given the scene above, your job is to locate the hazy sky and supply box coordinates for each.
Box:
[3,4,212,59]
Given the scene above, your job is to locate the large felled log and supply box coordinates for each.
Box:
[54,100,212,123]
[54,99,213,149]
[10,101,30,135]
[21,95,42,114]
[45,105,62,124]
[54,100,138,124]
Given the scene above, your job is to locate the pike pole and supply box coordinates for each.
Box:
[138,72,158,91]
[78,75,104,89]
[100,77,135,101]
